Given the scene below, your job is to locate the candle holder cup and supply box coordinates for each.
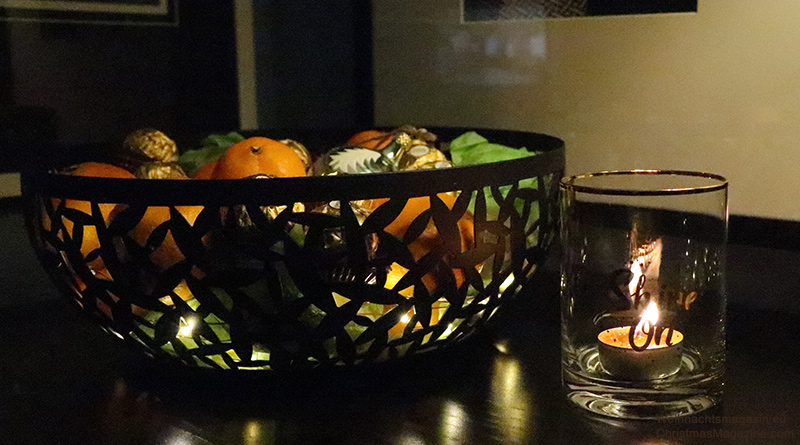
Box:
[23,128,564,372]
[560,170,728,419]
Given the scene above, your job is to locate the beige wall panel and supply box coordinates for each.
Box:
[374,0,800,220]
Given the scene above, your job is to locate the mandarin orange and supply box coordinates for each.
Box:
[117,204,205,271]
[60,162,135,218]
[192,159,218,179]
[375,193,474,293]
[347,129,393,150]
[55,162,134,279]
[378,193,474,252]
[212,137,306,179]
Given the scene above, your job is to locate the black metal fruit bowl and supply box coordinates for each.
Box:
[22,127,564,371]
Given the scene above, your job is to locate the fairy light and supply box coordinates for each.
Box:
[177,316,196,338]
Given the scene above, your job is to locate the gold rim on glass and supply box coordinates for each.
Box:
[559,169,728,196]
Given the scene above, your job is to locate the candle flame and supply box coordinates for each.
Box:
[634,301,659,337]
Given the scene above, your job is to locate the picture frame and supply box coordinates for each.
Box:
[463,0,697,21]
[0,0,178,26]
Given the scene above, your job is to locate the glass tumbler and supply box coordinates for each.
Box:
[560,170,728,419]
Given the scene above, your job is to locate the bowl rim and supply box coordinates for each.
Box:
[21,127,565,206]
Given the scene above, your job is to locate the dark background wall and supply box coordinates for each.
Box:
[0,0,240,172]
[252,0,373,131]
[1,0,375,173]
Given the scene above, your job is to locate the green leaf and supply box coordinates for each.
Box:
[450,132,541,221]
[179,145,228,176]
[450,131,488,153]
[450,131,535,167]
[202,132,245,148]
[179,132,246,176]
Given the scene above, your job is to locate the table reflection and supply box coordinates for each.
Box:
[88,328,737,445]
[91,338,545,444]
[489,354,534,444]
[439,400,469,444]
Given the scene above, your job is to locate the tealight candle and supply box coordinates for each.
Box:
[597,301,684,380]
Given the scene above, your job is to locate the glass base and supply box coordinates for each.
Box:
[564,346,723,420]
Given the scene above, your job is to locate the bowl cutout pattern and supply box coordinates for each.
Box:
[24,130,564,371]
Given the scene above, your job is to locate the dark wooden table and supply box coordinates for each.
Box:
[1,203,799,444]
